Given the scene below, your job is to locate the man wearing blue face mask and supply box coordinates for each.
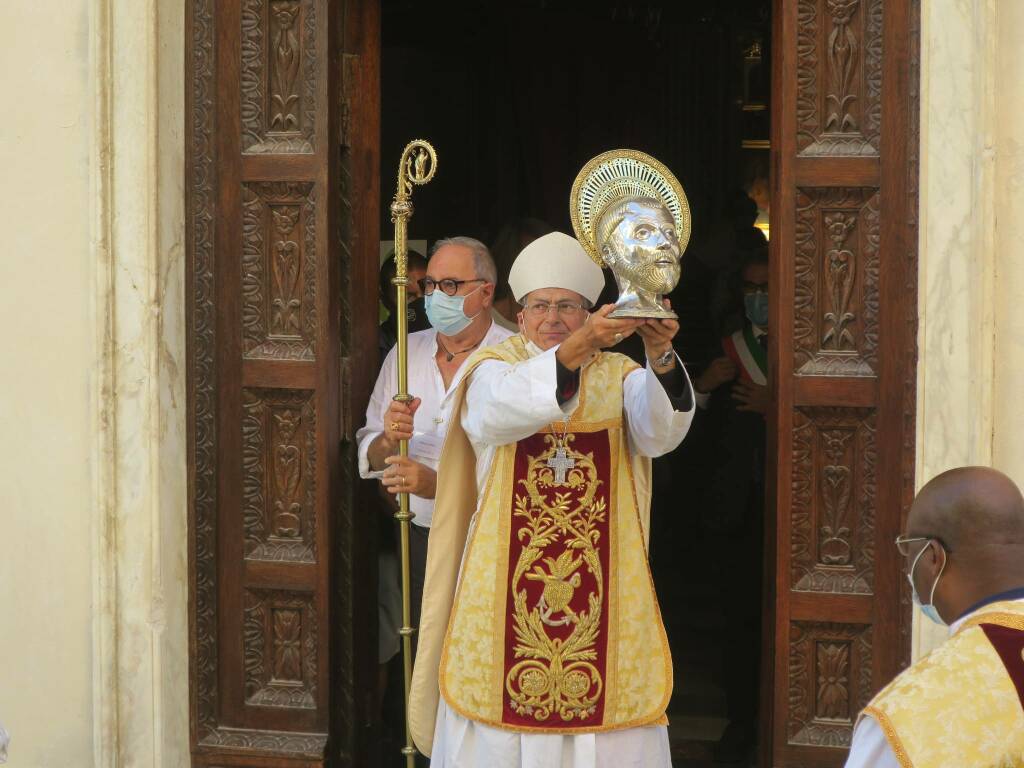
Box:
[356,236,514,664]
[845,466,1024,768]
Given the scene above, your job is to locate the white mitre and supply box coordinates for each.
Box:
[507,231,605,305]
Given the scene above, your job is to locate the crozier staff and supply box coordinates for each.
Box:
[408,232,696,767]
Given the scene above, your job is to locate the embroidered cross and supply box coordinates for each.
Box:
[547,446,576,485]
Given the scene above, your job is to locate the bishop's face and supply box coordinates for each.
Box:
[602,201,681,296]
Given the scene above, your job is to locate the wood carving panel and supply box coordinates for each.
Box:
[791,407,876,593]
[189,0,220,743]
[788,621,873,747]
[242,388,316,562]
[242,182,317,361]
[796,0,882,156]
[244,589,318,710]
[241,0,317,154]
[794,187,879,376]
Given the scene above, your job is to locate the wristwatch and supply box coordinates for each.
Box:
[651,347,674,369]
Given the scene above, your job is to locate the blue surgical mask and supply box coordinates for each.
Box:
[424,285,482,336]
[744,291,769,328]
[907,541,947,626]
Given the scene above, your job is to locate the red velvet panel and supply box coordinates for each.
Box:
[501,429,612,729]
[981,623,1024,714]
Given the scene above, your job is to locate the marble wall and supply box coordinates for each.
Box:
[0,0,187,766]
[992,2,1024,481]
[0,3,96,764]
[915,0,1024,655]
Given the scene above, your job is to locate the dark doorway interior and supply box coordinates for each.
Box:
[378,3,772,766]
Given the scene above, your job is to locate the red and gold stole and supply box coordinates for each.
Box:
[431,335,673,737]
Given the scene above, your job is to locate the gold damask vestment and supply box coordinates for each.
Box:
[860,600,1024,767]
[408,335,672,754]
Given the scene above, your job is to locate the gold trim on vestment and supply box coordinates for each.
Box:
[957,611,1024,634]
[606,428,620,719]
[537,418,623,434]
[490,450,515,711]
[438,686,672,736]
[862,706,914,768]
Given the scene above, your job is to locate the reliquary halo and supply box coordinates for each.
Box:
[570,149,692,267]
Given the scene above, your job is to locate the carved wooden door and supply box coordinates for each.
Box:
[186,0,379,765]
[765,0,919,764]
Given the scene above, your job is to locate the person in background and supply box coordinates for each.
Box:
[488,217,553,332]
[692,248,769,763]
[372,249,430,756]
[378,249,429,358]
[845,466,1024,768]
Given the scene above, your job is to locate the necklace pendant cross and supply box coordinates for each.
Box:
[547,446,576,485]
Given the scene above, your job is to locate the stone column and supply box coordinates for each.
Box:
[91,0,188,764]
[992,2,1024,481]
[916,0,998,657]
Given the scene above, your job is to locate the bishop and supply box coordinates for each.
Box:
[408,231,697,768]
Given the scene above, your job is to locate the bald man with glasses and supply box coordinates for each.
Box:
[845,466,1024,768]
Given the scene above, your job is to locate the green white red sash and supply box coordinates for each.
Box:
[722,326,766,385]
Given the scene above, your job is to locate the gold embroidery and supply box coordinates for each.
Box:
[861,707,914,768]
[505,433,607,722]
[958,609,1024,634]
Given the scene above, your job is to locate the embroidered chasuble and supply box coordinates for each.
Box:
[408,335,673,754]
[859,600,1024,768]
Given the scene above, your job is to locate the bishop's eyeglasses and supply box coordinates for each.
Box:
[523,301,587,318]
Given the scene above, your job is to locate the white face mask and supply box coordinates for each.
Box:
[907,540,947,625]
[516,311,545,357]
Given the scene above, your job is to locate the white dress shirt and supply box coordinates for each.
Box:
[356,321,513,529]
[844,597,1024,768]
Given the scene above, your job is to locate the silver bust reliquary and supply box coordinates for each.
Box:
[570,149,691,319]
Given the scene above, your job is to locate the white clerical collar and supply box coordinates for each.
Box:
[950,595,1024,635]
[523,335,544,358]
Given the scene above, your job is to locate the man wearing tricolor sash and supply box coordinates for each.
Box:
[695,250,769,397]
[845,467,1024,768]
[408,232,696,767]
[691,249,769,761]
